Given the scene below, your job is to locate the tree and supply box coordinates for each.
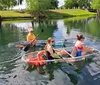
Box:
[64,0,76,9]
[26,0,51,12]
[77,0,90,9]
[64,0,91,9]
[26,0,59,11]
[26,0,52,18]
[91,0,100,15]
[0,0,23,10]
[50,0,58,9]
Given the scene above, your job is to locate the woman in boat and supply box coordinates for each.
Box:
[71,34,93,57]
[44,37,70,60]
[26,27,37,46]
[25,37,70,66]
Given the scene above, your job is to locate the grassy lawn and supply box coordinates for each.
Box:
[0,9,96,20]
[46,9,96,18]
[0,10,30,18]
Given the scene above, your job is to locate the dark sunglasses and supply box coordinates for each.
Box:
[51,40,54,43]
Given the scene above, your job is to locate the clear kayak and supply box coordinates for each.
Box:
[8,39,76,48]
[22,47,100,66]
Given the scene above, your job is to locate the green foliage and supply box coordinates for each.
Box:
[0,0,23,10]
[91,0,100,9]
[26,0,58,12]
[64,0,77,9]
[26,0,51,12]
[64,0,90,9]
[50,0,58,9]
[78,0,90,8]
[0,0,16,10]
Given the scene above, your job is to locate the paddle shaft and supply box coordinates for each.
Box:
[30,32,42,45]
[55,50,73,65]
[63,49,74,58]
[58,54,73,66]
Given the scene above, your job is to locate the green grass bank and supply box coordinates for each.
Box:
[0,9,96,20]
[46,9,96,18]
[0,10,31,20]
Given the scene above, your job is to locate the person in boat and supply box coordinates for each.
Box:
[44,37,70,60]
[16,27,36,48]
[26,27,36,46]
[25,37,72,67]
[71,34,93,57]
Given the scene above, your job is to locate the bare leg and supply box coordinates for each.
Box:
[82,52,86,56]
[83,46,93,54]
[71,47,77,57]
[56,50,67,55]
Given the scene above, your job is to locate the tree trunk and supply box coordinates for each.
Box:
[0,16,2,27]
[97,9,100,16]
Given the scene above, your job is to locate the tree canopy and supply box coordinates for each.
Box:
[26,0,50,11]
[91,0,100,15]
[26,0,58,12]
[64,0,90,9]
[91,0,100,9]
[0,0,23,10]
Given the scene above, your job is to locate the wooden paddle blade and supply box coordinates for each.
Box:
[23,44,30,51]
[13,75,17,78]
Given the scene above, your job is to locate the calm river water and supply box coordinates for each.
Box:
[0,17,100,85]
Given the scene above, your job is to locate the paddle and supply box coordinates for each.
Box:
[23,29,44,51]
[58,54,73,66]
[55,50,73,66]
[63,49,74,58]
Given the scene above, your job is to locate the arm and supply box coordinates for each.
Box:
[26,34,30,41]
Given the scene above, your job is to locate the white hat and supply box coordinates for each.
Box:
[28,28,33,32]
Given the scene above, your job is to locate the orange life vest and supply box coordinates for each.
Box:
[27,50,46,66]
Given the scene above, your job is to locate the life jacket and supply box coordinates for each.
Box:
[37,50,46,65]
[27,50,46,66]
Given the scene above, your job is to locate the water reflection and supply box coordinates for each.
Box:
[1,17,100,44]
[26,62,62,81]
[64,17,100,41]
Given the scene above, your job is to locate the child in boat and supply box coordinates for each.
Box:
[15,27,36,48]
[71,34,93,57]
[44,37,70,60]
[26,27,37,46]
